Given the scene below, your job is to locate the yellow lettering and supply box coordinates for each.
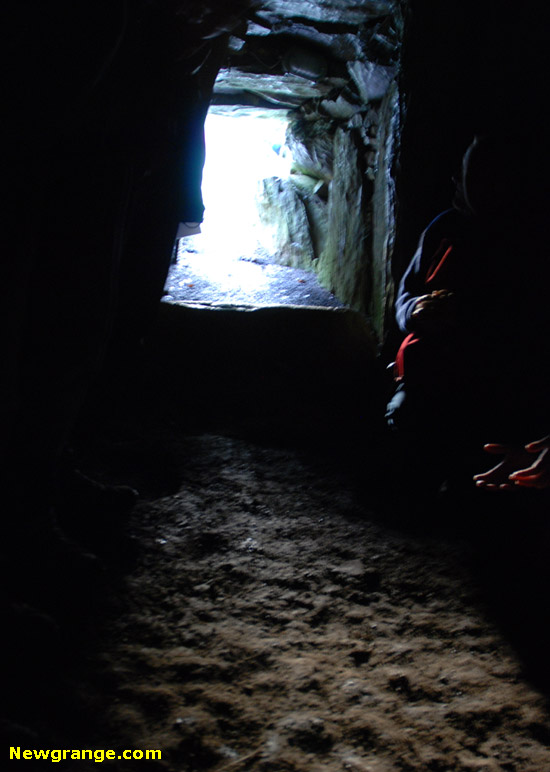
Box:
[123,750,132,759]
[71,750,81,760]
[82,750,93,760]
[106,750,116,760]
[10,748,21,759]
[23,750,33,759]
[94,750,105,763]
[147,750,162,760]
[50,750,62,762]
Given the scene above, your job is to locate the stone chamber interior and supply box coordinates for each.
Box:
[3,2,550,770]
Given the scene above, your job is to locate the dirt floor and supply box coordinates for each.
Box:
[5,424,550,772]
[3,305,550,771]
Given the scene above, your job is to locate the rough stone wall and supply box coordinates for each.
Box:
[371,81,399,338]
[257,176,316,268]
[259,90,399,341]
[316,126,370,313]
[221,2,403,340]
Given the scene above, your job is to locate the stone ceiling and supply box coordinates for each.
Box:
[212,0,401,109]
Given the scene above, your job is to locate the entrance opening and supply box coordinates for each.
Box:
[163,108,343,308]
[201,108,291,262]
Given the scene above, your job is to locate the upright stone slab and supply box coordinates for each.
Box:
[316,127,370,315]
[371,81,399,340]
[257,176,316,269]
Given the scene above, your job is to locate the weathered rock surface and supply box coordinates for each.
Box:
[286,113,335,182]
[317,127,371,313]
[370,81,399,338]
[212,0,402,337]
[214,69,333,106]
[348,60,396,102]
[257,176,315,268]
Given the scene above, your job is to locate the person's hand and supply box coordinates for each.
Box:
[410,289,456,332]
[508,436,550,489]
[473,436,550,490]
[473,444,527,490]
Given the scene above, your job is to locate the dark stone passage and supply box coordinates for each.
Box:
[3,2,550,767]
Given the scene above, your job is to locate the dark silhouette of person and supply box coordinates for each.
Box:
[387,134,550,498]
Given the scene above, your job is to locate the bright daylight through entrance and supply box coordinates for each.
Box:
[163,110,342,307]
[201,109,291,261]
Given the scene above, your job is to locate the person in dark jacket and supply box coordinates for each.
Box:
[387,134,550,494]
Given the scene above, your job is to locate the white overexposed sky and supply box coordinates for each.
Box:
[199,110,291,263]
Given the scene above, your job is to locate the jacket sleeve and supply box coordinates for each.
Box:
[394,209,457,333]
[394,237,426,332]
